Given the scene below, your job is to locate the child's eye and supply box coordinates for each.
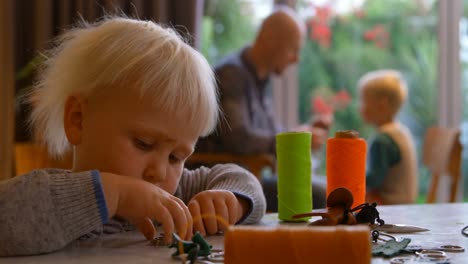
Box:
[134,138,153,151]
[169,154,182,164]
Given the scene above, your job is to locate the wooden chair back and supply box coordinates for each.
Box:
[186,153,276,180]
[422,127,462,203]
[14,142,276,181]
[14,142,72,176]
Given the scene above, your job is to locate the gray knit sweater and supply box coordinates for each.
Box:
[0,164,265,256]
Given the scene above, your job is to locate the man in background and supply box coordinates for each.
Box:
[197,6,331,210]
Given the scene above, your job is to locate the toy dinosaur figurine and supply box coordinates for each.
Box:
[292,187,384,226]
[169,231,213,263]
[353,201,385,226]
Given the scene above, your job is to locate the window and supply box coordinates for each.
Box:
[460,0,468,201]
[201,0,466,201]
[298,0,439,201]
[201,0,271,64]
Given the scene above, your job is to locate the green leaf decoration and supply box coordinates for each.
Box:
[372,238,411,257]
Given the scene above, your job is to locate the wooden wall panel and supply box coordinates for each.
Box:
[0,0,15,180]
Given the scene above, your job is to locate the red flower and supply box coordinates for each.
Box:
[310,21,331,48]
[314,6,332,23]
[331,90,351,110]
[363,24,389,49]
[312,96,334,115]
[363,30,377,41]
[354,9,366,19]
[311,89,351,115]
[308,5,333,48]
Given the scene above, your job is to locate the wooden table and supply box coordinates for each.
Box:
[3,203,468,263]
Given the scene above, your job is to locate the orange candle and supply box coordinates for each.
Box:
[326,130,367,208]
[224,225,371,264]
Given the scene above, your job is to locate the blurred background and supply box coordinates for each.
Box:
[200,0,468,202]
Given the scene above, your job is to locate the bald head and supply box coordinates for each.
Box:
[251,6,305,75]
[259,6,305,40]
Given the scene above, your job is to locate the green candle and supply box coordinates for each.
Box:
[276,131,312,221]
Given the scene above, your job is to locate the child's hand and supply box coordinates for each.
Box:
[294,124,328,152]
[100,172,193,243]
[187,190,245,236]
[310,126,328,152]
[311,113,333,131]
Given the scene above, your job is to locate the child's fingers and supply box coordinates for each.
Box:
[152,204,175,244]
[135,217,156,240]
[199,197,217,235]
[181,203,193,241]
[171,196,193,240]
[188,200,206,236]
[213,198,229,231]
[224,193,240,224]
[164,198,191,241]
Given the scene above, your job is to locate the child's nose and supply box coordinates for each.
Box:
[142,162,166,184]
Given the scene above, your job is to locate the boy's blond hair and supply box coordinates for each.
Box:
[29,17,218,157]
[358,69,408,116]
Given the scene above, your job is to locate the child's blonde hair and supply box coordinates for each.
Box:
[29,17,218,157]
[358,69,408,116]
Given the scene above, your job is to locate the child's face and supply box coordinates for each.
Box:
[68,88,199,195]
[358,90,381,125]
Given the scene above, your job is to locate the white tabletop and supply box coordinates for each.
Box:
[3,203,468,263]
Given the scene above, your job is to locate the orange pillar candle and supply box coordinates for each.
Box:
[224,225,371,264]
[326,130,367,208]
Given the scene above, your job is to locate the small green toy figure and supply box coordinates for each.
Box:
[169,232,212,263]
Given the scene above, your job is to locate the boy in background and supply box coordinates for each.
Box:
[357,69,418,204]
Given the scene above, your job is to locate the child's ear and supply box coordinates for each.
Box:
[64,96,84,145]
